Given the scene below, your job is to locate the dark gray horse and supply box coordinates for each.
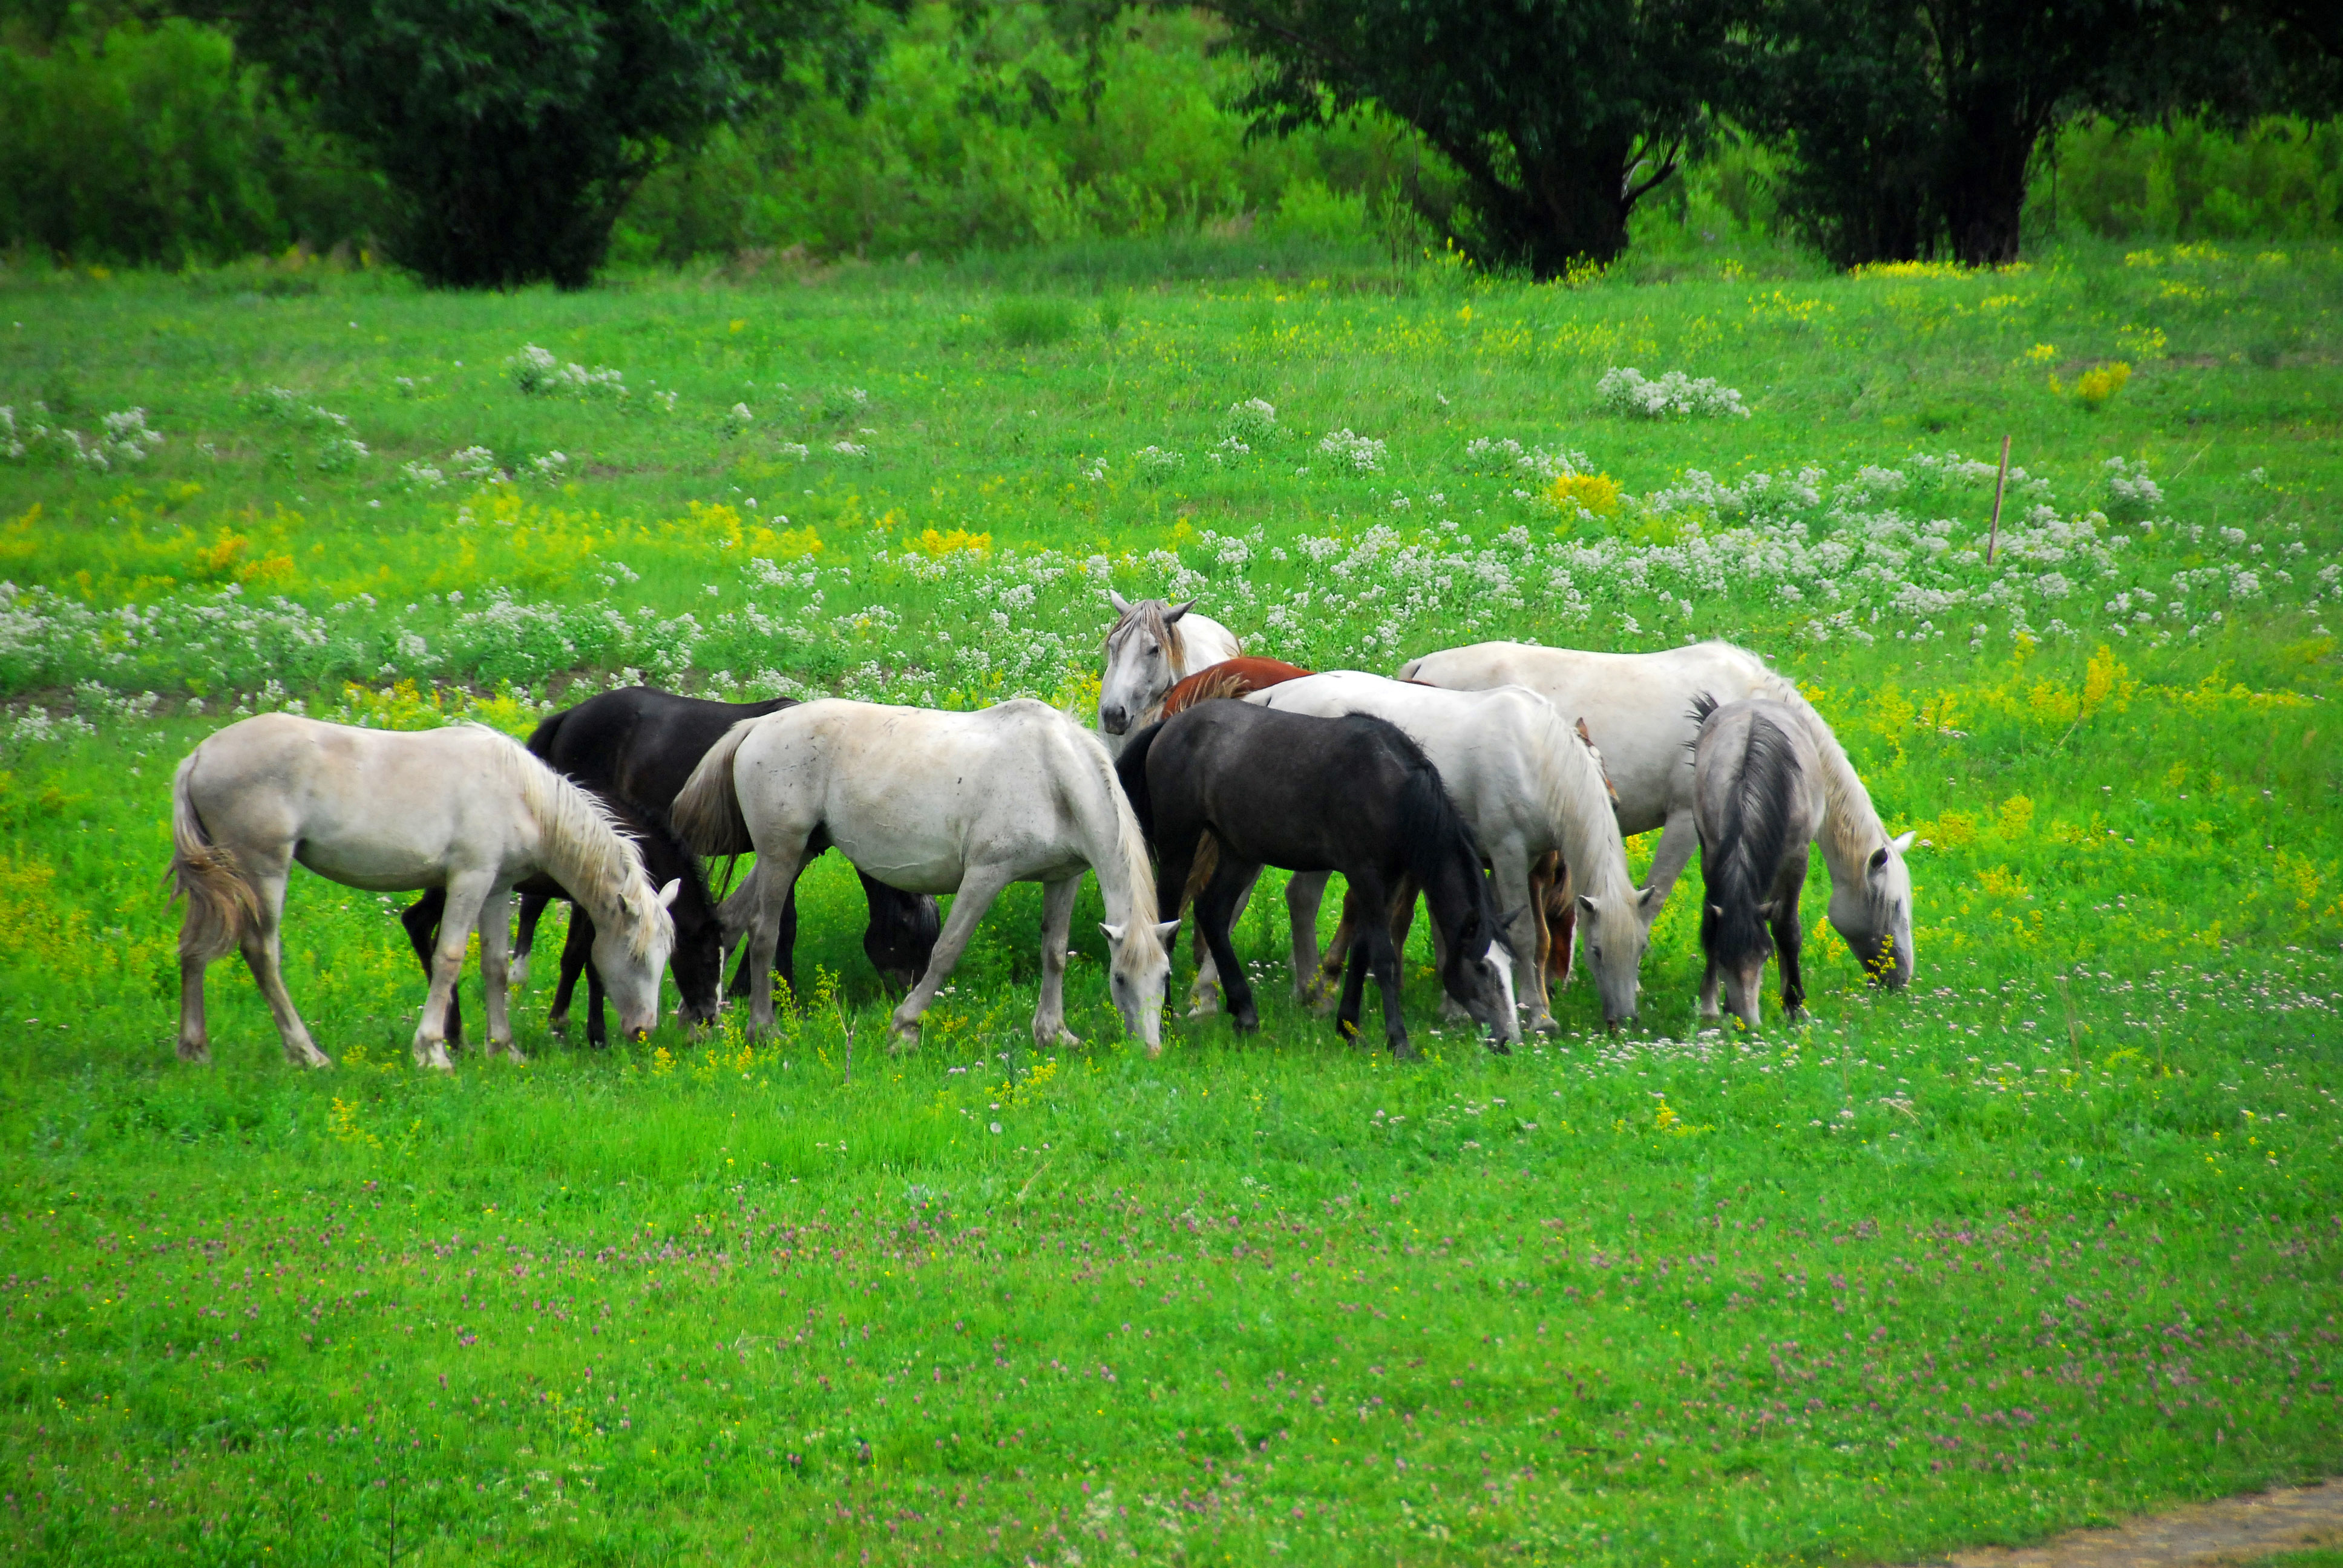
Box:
[1116,701,1518,1059]
[1691,694,1826,1029]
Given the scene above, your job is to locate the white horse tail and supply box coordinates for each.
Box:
[168,749,257,962]
[673,715,760,856]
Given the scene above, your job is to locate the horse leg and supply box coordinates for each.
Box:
[1182,837,1232,1016]
[551,904,589,1031]
[1031,875,1083,1049]
[1196,856,1260,1033]
[1282,871,1337,1011]
[415,875,494,1071]
[511,889,551,993]
[1489,856,1551,1034]
[889,866,1015,1047]
[1527,852,1559,995]
[1639,806,1701,927]
[477,889,519,1060]
[398,889,462,1047]
[585,952,609,1049]
[1545,864,1579,994]
[1352,874,1413,1060]
[1698,935,1723,1022]
[237,861,331,1070]
[744,847,808,1040]
[1190,866,1263,1019]
[1774,857,1810,1024]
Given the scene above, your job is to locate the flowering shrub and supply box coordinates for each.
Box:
[1317,428,1386,474]
[1463,436,1589,483]
[1597,366,1751,420]
[719,403,755,439]
[1133,445,1184,476]
[2060,362,2132,408]
[1547,472,1622,517]
[1,405,164,469]
[315,436,369,473]
[506,343,628,399]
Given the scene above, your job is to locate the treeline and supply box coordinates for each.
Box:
[2,1,2339,285]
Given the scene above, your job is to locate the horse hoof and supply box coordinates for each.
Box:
[1530,1014,1562,1036]
[1185,999,1222,1019]
[177,1042,211,1065]
[1231,1013,1260,1034]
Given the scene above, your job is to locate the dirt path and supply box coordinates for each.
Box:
[1910,1479,2343,1567]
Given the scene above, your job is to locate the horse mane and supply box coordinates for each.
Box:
[1517,698,1634,903]
[1104,598,1186,670]
[1703,707,1802,967]
[1162,664,1250,716]
[1371,717,1497,940]
[482,727,672,960]
[1769,690,1892,875]
[1573,716,1620,804]
[1069,720,1165,953]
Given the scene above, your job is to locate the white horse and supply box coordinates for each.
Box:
[673,698,1179,1051]
[1245,672,1652,1029]
[1399,640,1915,987]
[1096,593,1242,751]
[169,715,680,1071]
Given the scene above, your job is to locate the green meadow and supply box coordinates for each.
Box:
[1,237,2339,1564]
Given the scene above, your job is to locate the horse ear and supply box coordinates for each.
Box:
[1637,885,1662,910]
[1154,918,1182,946]
[1099,921,1126,945]
[1577,893,1598,915]
[1889,830,1916,854]
[1869,846,1890,874]
[1164,599,1194,623]
[1757,900,1778,921]
[1107,590,1133,613]
[657,878,682,910]
[1498,904,1527,930]
[1709,903,1725,919]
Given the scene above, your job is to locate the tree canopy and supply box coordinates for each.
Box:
[1210,0,1741,276]
[216,0,889,287]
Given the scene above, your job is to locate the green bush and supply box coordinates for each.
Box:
[0,19,380,266]
[2044,116,2343,240]
[615,4,1439,264]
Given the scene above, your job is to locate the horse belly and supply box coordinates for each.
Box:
[291,826,472,893]
[822,820,967,897]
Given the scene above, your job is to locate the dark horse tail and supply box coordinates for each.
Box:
[524,705,567,764]
[1113,719,1166,844]
[1708,709,1802,964]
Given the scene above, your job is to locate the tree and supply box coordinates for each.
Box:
[1208,0,1742,276]
[214,0,890,287]
[1751,0,2342,270]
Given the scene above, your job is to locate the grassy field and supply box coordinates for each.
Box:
[2,237,2340,1564]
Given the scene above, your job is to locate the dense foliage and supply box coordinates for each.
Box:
[212,0,888,287]
[1212,0,1735,274]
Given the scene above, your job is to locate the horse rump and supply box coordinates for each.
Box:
[168,751,258,962]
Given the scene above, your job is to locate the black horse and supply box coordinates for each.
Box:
[1115,702,1520,1059]
[400,792,724,1048]
[516,687,942,998]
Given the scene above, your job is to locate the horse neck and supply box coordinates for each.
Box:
[513,753,650,947]
[1796,710,1886,883]
[1070,739,1159,930]
[631,812,715,937]
[1533,709,1636,898]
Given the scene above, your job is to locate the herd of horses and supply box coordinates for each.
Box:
[166,592,1915,1069]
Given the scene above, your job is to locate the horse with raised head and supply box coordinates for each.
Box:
[1398,640,1915,988]
[674,699,1178,1052]
[1096,593,1243,750]
[1245,672,1651,1030]
[512,686,941,996]
[1692,695,1827,1028]
[1116,702,1518,1057]
[169,715,677,1071]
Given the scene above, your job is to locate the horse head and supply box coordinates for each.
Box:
[1829,830,1915,990]
[1577,885,1657,1027]
[596,878,680,1040]
[1098,593,1195,736]
[1100,917,1182,1051]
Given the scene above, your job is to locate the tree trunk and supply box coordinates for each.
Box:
[1470,141,1636,278]
[1940,107,2039,266]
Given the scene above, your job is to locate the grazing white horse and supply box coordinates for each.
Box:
[1400,639,1915,987]
[1246,672,1652,1030]
[1096,593,1242,751]
[673,699,1179,1051]
[169,715,679,1071]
